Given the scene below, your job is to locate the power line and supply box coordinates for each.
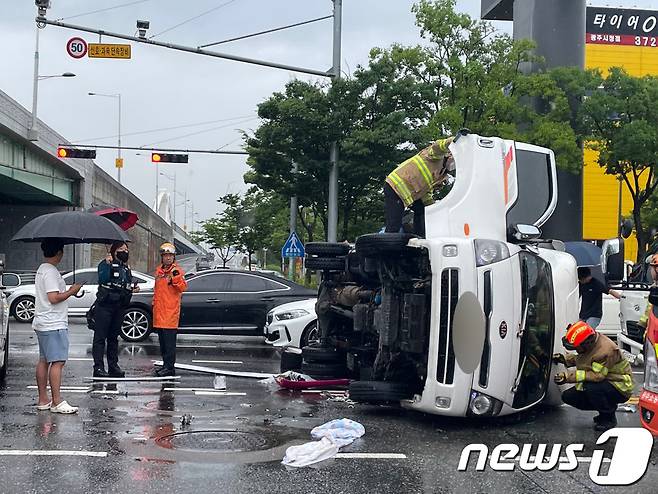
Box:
[74,115,255,143]
[141,117,256,147]
[55,0,152,22]
[150,0,238,39]
[60,144,248,156]
[198,15,333,48]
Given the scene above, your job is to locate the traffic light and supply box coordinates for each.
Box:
[151,153,188,163]
[57,147,96,159]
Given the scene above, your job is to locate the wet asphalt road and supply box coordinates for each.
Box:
[1,321,657,494]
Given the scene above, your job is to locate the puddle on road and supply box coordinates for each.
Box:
[156,430,275,454]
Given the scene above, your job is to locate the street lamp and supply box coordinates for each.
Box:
[38,72,76,80]
[88,92,122,183]
[28,69,76,141]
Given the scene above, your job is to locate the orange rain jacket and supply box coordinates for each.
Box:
[152,262,188,329]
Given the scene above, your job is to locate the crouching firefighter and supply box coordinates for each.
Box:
[92,242,139,378]
[553,321,634,431]
[384,136,455,237]
[153,242,187,377]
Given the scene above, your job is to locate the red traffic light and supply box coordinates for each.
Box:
[151,152,188,163]
[57,147,96,159]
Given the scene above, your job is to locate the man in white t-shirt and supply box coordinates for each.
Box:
[33,239,83,414]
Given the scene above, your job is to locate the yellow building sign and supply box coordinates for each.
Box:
[88,43,131,59]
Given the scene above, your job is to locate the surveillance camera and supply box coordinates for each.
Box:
[35,0,51,7]
[136,20,150,30]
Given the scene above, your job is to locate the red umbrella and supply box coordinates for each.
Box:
[88,205,139,231]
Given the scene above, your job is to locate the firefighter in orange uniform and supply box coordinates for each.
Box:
[152,242,187,377]
[639,254,658,435]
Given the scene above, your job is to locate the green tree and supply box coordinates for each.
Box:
[581,68,658,261]
[192,217,239,268]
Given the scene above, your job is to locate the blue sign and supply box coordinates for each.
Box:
[282,231,305,258]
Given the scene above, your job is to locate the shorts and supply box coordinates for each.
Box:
[36,329,69,363]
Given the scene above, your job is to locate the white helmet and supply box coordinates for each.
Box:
[159,242,176,255]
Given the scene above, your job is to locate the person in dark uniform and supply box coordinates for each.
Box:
[577,267,620,329]
[92,242,139,378]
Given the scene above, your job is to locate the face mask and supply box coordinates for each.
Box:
[116,251,129,263]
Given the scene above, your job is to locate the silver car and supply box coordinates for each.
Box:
[5,267,155,323]
[0,260,10,379]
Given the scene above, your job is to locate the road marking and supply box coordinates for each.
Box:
[27,386,90,390]
[0,450,107,457]
[67,358,94,361]
[176,345,216,349]
[335,453,407,459]
[193,391,247,396]
[162,387,229,392]
[633,371,644,375]
[191,360,243,365]
[91,390,120,395]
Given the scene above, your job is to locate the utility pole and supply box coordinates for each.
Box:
[289,162,299,280]
[327,0,342,243]
[28,25,40,141]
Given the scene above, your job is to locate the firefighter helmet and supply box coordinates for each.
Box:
[562,321,596,351]
[159,242,176,255]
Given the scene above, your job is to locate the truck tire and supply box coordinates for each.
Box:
[348,381,413,403]
[302,345,341,363]
[301,361,345,379]
[355,233,417,258]
[305,256,346,272]
[306,242,351,257]
[280,348,303,373]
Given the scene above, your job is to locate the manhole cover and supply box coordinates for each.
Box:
[156,430,272,453]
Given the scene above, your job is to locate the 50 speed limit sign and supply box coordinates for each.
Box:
[66,37,88,59]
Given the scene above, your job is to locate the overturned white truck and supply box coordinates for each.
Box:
[296,133,578,417]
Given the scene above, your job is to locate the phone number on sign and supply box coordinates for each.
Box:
[586,33,658,47]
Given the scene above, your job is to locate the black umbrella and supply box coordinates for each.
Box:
[12,211,131,282]
[565,241,602,268]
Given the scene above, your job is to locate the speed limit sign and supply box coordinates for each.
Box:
[66,37,88,59]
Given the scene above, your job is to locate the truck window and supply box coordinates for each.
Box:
[507,149,553,228]
[513,252,555,409]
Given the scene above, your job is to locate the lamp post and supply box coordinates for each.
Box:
[88,92,122,183]
[28,70,76,141]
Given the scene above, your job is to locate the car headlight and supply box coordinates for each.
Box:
[644,339,658,393]
[468,391,503,417]
[275,309,310,321]
[474,239,510,267]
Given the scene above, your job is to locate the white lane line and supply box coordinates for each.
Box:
[90,390,120,395]
[191,360,243,365]
[176,345,216,349]
[27,386,90,390]
[0,450,107,457]
[335,453,407,459]
[162,387,227,392]
[633,371,644,375]
[67,358,94,361]
[194,391,247,396]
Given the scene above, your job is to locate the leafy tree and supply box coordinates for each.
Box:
[580,68,658,261]
[192,217,238,268]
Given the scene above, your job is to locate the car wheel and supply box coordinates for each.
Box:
[11,296,35,323]
[300,360,345,379]
[355,233,417,258]
[0,331,7,380]
[348,381,413,403]
[305,242,351,257]
[120,308,151,342]
[305,256,346,272]
[301,344,340,363]
[300,322,320,348]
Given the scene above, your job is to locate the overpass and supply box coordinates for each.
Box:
[0,88,203,273]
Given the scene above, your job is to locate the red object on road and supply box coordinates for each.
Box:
[276,377,350,390]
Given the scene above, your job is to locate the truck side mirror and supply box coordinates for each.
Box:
[601,238,625,282]
[508,224,542,243]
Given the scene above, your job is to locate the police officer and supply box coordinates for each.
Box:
[384,136,454,236]
[92,242,139,378]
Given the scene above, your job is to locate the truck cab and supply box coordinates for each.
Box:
[301,133,578,417]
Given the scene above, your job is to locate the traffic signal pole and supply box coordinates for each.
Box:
[327,0,342,243]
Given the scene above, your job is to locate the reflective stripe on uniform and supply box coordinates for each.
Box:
[412,156,434,189]
[611,374,634,395]
[576,370,586,382]
[576,382,584,391]
[591,362,608,376]
[387,171,414,207]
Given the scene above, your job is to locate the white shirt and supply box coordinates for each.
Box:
[32,263,68,332]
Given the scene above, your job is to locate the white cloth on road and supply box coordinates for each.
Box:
[282,418,366,468]
[33,263,68,332]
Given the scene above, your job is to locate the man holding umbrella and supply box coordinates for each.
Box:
[33,239,83,413]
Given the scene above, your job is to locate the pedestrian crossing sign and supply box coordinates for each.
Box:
[282,231,305,258]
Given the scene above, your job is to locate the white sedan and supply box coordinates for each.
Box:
[265,298,318,348]
[6,267,154,323]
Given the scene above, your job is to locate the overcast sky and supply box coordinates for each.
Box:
[2,1,658,227]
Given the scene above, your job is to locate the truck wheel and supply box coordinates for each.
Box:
[348,381,413,403]
[302,345,340,363]
[301,361,345,379]
[355,233,417,257]
[306,242,351,257]
[305,256,346,272]
[280,348,303,373]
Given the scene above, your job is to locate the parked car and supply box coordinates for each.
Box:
[265,298,318,348]
[120,269,317,342]
[0,260,10,379]
[195,257,212,271]
[6,267,155,323]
